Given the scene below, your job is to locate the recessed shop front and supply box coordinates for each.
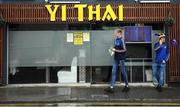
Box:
[7,23,165,84]
[0,3,179,86]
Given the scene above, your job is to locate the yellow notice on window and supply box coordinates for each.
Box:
[74,32,83,45]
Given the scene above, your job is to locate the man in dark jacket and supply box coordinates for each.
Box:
[104,29,129,93]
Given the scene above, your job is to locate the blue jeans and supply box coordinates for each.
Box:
[152,63,166,87]
[110,60,128,87]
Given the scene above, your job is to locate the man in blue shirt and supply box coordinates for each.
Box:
[104,29,129,93]
[152,33,169,92]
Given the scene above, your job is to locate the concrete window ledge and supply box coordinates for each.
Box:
[0,83,168,88]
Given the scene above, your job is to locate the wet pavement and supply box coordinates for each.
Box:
[0,85,180,106]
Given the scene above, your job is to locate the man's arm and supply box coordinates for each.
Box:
[162,44,170,63]
[154,43,161,51]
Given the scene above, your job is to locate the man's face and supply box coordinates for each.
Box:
[114,31,121,38]
[160,37,166,43]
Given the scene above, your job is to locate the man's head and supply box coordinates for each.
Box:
[159,33,166,43]
[114,29,122,38]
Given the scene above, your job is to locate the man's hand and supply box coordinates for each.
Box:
[112,48,116,52]
[162,60,166,64]
[159,40,163,45]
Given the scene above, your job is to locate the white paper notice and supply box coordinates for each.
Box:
[83,32,90,42]
[67,33,73,42]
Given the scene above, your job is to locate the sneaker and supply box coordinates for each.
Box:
[102,78,109,82]
[122,86,130,92]
[156,85,162,92]
[104,87,114,93]
[155,85,159,89]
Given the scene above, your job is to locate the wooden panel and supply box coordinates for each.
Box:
[0,3,170,23]
[0,28,3,84]
[168,4,180,83]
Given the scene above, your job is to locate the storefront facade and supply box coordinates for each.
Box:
[0,1,180,86]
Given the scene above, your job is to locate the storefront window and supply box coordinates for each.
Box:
[8,24,163,84]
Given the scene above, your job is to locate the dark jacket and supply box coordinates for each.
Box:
[114,37,127,60]
[154,42,169,64]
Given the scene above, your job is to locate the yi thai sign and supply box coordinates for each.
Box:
[45,4,123,22]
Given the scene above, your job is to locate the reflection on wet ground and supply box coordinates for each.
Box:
[0,86,180,106]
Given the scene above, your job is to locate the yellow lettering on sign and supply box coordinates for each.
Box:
[45,4,123,22]
[62,5,67,21]
[119,4,123,21]
[102,4,117,21]
[74,4,87,21]
[88,4,100,21]
[45,5,59,21]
